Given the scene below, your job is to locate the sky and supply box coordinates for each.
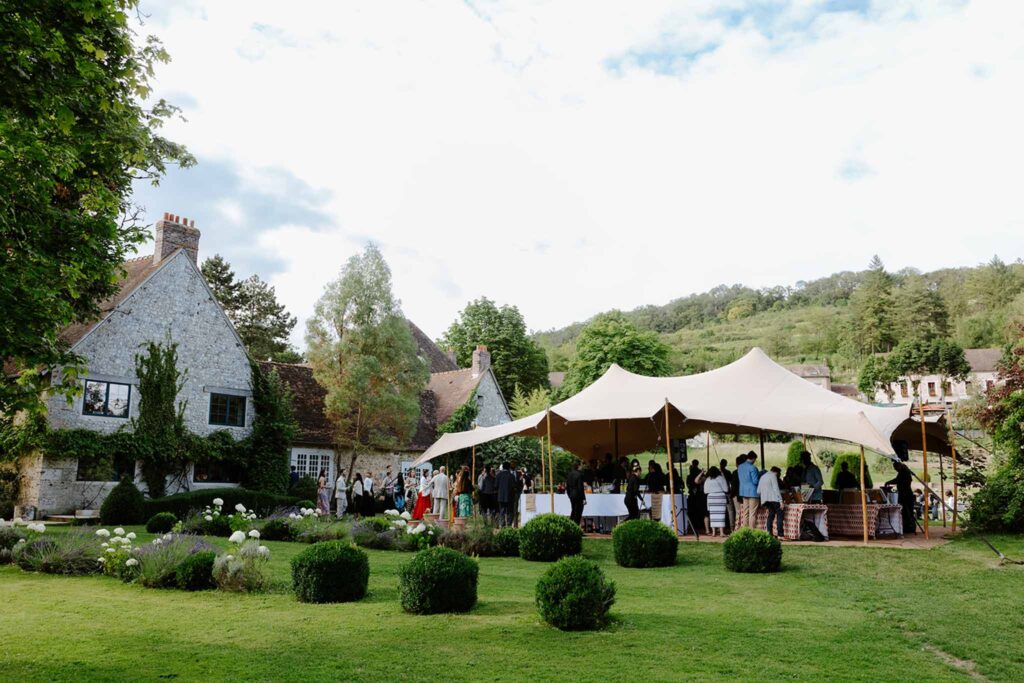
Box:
[130,0,1024,348]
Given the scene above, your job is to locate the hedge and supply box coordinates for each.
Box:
[535,556,616,630]
[519,514,583,562]
[291,542,369,603]
[100,478,146,524]
[142,488,301,519]
[612,519,678,568]
[828,453,873,489]
[723,528,782,573]
[399,546,478,614]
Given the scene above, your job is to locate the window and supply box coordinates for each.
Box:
[209,393,246,427]
[928,382,937,397]
[76,454,135,482]
[193,460,242,484]
[943,381,951,395]
[82,380,131,418]
[290,449,334,481]
[900,383,909,398]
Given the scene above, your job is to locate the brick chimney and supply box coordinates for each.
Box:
[471,345,490,378]
[153,212,201,265]
[446,347,457,366]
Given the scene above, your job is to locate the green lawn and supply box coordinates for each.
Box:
[2,528,1023,682]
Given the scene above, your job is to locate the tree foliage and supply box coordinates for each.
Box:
[243,363,298,494]
[200,255,300,363]
[441,298,549,394]
[559,312,671,396]
[0,1,193,423]
[132,342,188,497]
[509,385,551,419]
[849,256,896,354]
[305,245,429,477]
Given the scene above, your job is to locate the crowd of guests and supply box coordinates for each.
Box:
[292,462,532,525]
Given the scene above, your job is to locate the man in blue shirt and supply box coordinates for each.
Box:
[737,451,761,529]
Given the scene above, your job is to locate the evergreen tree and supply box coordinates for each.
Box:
[560,312,671,397]
[305,244,430,479]
[968,256,1023,310]
[509,385,552,419]
[200,255,300,362]
[441,297,550,393]
[243,362,298,494]
[849,255,896,353]
[893,275,950,342]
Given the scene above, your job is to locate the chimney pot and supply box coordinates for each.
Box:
[153,212,201,266]
[471,345,491,378]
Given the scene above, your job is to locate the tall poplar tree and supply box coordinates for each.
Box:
[305,245,430,478]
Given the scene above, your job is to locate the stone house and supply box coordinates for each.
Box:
[271,341,512,484]
[17,214,254,516]
[871,348,1002,406]
[784,363,832,390]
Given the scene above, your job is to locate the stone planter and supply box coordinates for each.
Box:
[423,512,438,525]
[452,516,468,530]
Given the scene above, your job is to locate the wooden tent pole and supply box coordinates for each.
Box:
[859,445,868,545]
[471,445,476,516]
[706,431,711,470]
[539,435,546,494]
[802,434,808,451]
[947,413,959,533]
[937,440,947,527]
[664,400,679,536]
[759,431,766,471]
[546,410,555,511]
[918,396,930,540]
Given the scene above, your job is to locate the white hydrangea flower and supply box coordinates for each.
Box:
[229,530,246,544]
[126,532,136,540]
[152,538,163,545]
[401,511,412,520]
[100,542,108,548]
[247,529,260,539]
[95,528,110,538]
[114,528,125,536]
[213,498,224,506]
[97,557,106,563]
[162,533,173,540]
[27,522,46,533]
[224,554,234,561]
[234,503,246,513]
[15,538,26,545]
[125,558,139,567]
[257,545,270,558]
[385,509,398,517]
[288,513,299,520]
[204,515,213,522]
[393,519,407,528]
[106,547,116,553]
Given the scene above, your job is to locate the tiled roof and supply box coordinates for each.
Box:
[428,368,485,425]
[965,348,1000,374]
[785,363,831,379]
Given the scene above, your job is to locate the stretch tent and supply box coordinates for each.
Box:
[413,347,917,466]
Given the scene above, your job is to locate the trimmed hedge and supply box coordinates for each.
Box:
[612,519,678,568]
[399,546,478,614]
[175,551,217,591]
[786,441,805,468]
[100,478,145,525]
[260,517,296,542]
[142,488,301,520]
[723,528,782,573]
[829,453,873,489]
[519,514,583,562]
[291,541,369,603]
[493,527,520,557]
[145,512,177,534]
[535,556,616,631]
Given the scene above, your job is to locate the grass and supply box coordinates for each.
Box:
[2,526,1023,682]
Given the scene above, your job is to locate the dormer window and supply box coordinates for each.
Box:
[82,380,131,419]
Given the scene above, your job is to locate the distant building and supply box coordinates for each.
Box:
[548,371,566,390]
[784,364,832,391]
[872,348,1002,406]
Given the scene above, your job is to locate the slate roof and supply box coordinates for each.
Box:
[408,321,458,373]
[965,348,1000,374]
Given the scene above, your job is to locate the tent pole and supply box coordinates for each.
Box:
[614,420,620,459]
[706,431,710,470]
[947,411,959,533]
[759,431,766,471]
[664,400,679,536]
[471,445,476,516]
[802,434,808,451]
[937,440,947,527]
[547,410,555,511]
[859,445,868,545]
[918,397,930,539]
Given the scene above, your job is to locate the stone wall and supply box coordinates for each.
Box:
[474,370,511,427]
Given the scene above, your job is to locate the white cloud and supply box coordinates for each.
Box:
[139,0,1024,346]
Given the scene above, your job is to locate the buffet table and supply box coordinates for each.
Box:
[520,492,687,533]
[750,503,829,541]
[826,503,903,538]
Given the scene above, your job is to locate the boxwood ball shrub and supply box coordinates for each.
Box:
[612,519,678,568]
[146,512,177,534]
[259,517,296,542]
[175,551,217,591]
[100,477,146,525]
[493,526,520,557]
[723,528,783,573]
[519,514,583,562]
[399,546,478,615]
[535,556,616,631]
[291,542,369,604]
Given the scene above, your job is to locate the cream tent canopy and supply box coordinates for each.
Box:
[412,347,914,466]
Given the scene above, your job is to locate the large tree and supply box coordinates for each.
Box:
[559,312,672,397]
[0,1,193,423]
[200,255,300,363]
[893,275,950,342]
[849,255,896,354]
[305,245,430,478]
[441,297,549,393]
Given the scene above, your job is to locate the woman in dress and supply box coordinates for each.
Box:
[412,469,432,519]
[686,460,708,537]
[316,469,331,515]
[394,471,406,512]
[702,466,730,537]
[454,468,474,517]
[350,473,364,518]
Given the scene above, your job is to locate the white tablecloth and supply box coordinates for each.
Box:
[519,493,687,533]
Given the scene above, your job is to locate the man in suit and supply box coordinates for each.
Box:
[566,461,587,526]
[431,466,450,519]
[495,462,516,527]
